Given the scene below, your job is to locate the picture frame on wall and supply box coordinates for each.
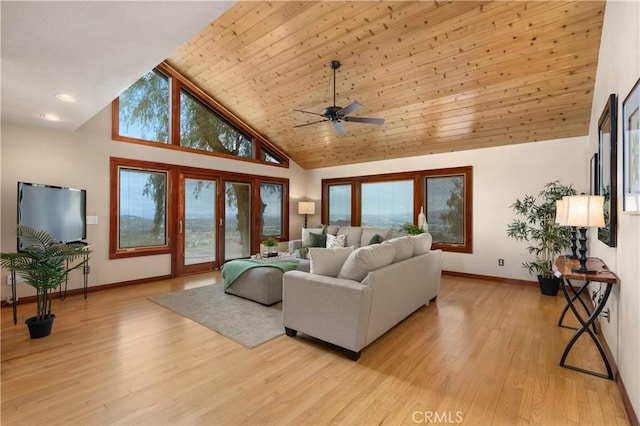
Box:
[622,77,640,213]
[597,93,617,247]
[590,153,599,195]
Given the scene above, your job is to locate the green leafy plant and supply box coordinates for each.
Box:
[399,223,426,235]
[506,181,576,278]
[261,237,279,247]
[1,226,90,321]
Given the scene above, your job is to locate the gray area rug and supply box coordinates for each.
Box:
[149,284,283,349]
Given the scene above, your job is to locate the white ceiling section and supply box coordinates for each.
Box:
[1,1,235,130]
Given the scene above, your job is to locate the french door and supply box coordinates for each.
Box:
[176,174,254,275]
[176,174,219,275]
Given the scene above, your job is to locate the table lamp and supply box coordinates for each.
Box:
[563,195,605,274]
[554,197,578,259]
[298,201,315,228]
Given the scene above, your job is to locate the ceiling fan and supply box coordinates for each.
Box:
[293,60,385,136]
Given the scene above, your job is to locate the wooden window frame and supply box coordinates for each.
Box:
[112,62,289,168]
[110,157,290,261]
[321,166,473,253]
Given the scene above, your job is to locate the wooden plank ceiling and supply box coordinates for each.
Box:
[167,1,605,170]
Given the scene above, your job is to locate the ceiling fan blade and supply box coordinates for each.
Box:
[343,116,385,125]
[336,102,362,117]
[293,119,328,128]
[333,121,347,136]
[293,109,326,117]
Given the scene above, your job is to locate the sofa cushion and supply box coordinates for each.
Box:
[301,227,324,247]
[309,247,354,277]
[326,233,346,248]
[337,226,364,248]
[325,225,340,235]
[412,232,433,255]
[360,227,393,246]
[383,236,415,262]
[337,244,396,282]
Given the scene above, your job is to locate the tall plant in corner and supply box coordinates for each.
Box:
[1,226,90,336]
[507,181,576,294]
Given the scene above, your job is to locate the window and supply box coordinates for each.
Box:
[260,183,284,237]
[113,163,170,258]
[180,89,253,157]
[361,180,413,228]
[423,167,472,252]
[327,184,352,226]
[118,70,170,143]
[322,166,472,253]
[113,62,288,167]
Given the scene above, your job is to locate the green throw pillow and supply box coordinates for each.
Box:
[298,246,310,259]
[310,232,327,247]
[369,233,384,244]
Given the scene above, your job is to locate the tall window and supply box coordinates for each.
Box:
[425,175,465,245]
[328,184,351,226]
[113,62,288,167]
[260,183,284,236]
[118,167,168,250]
[361,180,413,228]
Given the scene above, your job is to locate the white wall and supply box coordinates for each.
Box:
[587,0,640,418]
[0,105,307,300]
[306,137,588,282]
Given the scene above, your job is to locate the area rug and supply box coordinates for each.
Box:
[149,284,283,349]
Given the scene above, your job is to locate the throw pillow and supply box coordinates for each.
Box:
[326,233,346,248]
[309,246,355,277]
[360,227,392,246]
[412,232,433,255]
[383,236,415,262]
[368,233,384,244]
[298,246,310,259]
[309,231,327,247]
[301,227,324,247]
[337,244,396,282]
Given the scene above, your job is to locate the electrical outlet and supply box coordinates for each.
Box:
[6,275,14,286]
[498,259,504,266]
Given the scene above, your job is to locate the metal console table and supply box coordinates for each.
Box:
[554,256,618,380]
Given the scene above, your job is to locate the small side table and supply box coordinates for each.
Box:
[554,256,618,380]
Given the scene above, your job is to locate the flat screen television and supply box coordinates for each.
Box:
[17,182,87,246]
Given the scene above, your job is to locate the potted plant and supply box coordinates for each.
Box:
[261,237,279,255]
[0,225,90,338]
[506,181,576,295]
[399,223,426,235]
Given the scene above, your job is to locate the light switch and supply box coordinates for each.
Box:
[86,216,98,225]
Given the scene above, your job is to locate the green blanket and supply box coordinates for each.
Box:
[221,259,299,289]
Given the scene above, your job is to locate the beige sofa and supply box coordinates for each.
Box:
[283,233,443,360]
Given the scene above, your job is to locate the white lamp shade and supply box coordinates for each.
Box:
[555,197,569,225]
[564,195,605,227]
[298,201,315,215]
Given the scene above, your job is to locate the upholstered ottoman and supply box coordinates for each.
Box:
[223,259,310,306]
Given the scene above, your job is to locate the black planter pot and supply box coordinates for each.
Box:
[25,314,56,339]
[537,275,560,296]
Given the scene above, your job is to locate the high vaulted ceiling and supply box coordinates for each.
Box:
[168,1,605,169]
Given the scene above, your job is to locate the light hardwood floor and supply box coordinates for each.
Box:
[1,273,630,425]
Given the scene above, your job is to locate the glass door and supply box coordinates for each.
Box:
[224,181,252,261]
[177,174,218,275]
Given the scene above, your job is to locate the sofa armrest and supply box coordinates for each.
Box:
[288,239,302,253]
[283,271,373,352]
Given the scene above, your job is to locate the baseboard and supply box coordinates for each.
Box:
[0,274,172,308]
[442,270,538,286]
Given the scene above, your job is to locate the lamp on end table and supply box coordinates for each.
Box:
[562,195,605,274]
[298,201,315,228]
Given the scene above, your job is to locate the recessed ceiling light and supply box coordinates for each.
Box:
[40,113,61,121]
[55,93,77,103]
